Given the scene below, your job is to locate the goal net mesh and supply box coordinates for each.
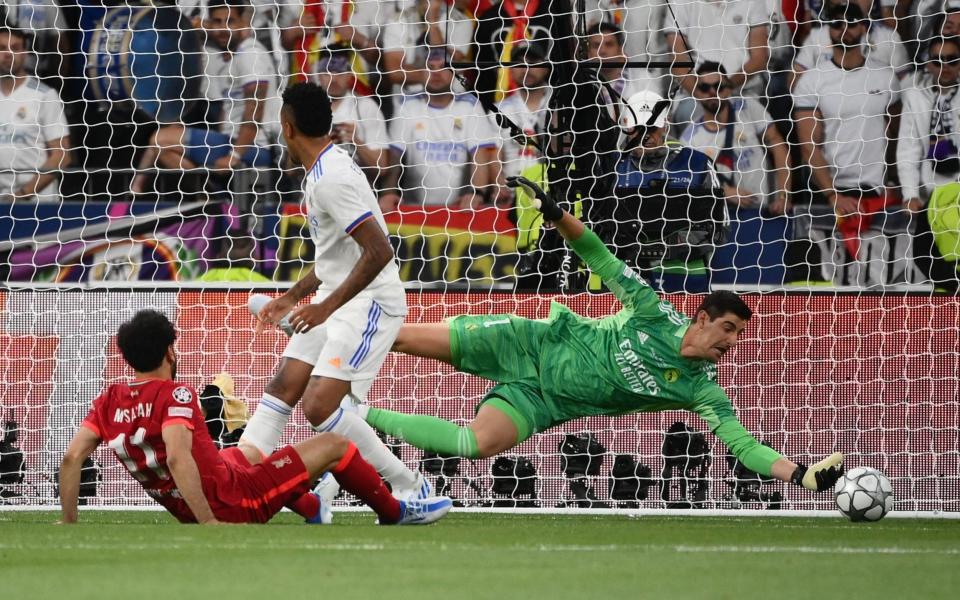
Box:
[0,0,958,513]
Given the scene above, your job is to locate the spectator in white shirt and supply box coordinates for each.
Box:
[664,0,771,97]
[793,0,910,90]
[315,45,390,179]
[380,47,500,210]
[0,26,70,203]
[794,2,905,286]
[794,1,900,213]
[584,0,668,67]
[1,0,68,82]
[680,61,791,214]
[381,0,475,96]
[587,22,666,97]
[496,41,550,179]
[179,0,301,76]
[899,35,960,211]
[897,35,960,290]
[132,0,280,194]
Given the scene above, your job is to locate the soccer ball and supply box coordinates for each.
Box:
[834,467,894,522]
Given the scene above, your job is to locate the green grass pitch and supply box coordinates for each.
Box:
[1,511,957,599]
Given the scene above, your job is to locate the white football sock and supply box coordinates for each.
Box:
[314,408,418,493]
[239,394,293,455]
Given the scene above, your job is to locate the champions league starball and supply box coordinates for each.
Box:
[834,467,894,522]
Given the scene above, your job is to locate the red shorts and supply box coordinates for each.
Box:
[214,446,312,523]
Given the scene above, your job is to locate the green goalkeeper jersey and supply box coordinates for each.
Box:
[536,229,782,476]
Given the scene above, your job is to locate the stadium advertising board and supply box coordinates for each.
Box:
[1,290,956,511]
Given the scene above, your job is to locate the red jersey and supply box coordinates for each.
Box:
[82,379,239,522]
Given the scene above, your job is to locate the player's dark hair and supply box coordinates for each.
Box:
[696,61,727,76]
[587,22,626,48]
[116,310,177,373]
[206,0,250,17]
[697,291,752,322]
[282,82,333,137]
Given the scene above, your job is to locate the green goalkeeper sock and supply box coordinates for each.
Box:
[366,408,480,459]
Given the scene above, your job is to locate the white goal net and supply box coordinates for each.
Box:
[0,0,958,514]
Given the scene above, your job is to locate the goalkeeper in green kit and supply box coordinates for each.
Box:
[353,177,844,493]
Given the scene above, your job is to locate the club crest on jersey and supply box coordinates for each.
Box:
[15,106,27,120]
[172,386,193,404]
[664,368,680,384]
[272,456,293,469]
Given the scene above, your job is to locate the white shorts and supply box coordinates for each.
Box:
[281,295,403,401]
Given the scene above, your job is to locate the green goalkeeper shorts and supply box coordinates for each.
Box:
[448,314,560,440]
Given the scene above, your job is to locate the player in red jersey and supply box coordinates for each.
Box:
[58,310,452,525]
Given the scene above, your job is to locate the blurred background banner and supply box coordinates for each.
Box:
[276,204,518,285]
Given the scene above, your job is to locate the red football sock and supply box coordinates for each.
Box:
[332,442,402,524]
[286,492,320,520]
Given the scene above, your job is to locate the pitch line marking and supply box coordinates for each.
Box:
[0,542,957,556]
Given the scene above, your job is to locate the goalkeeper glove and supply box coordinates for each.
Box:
[506,176,564,222]
[790,452,844,491]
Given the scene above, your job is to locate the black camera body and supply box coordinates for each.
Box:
[660,422,712,508]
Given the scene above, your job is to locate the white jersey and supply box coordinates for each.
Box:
[793,60,899,190]
[582,1,668,62]
[303,143,406,316]
[795,25,910,76]
[382,1,474,95]
[664,0,768,94]
[389,94,499,206]
[897,73,960,201]
[681,97,773,198]
[202,37,281,145]
[496,91,549,178]
[331,93,390,157]
[0,77,69,202]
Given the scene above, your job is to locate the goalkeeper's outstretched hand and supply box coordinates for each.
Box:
[790,452,844,491]
[506,176,564,222]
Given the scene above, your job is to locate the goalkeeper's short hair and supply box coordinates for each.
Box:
[697,291,752,322]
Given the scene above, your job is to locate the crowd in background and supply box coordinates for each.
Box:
[1,0,960,290]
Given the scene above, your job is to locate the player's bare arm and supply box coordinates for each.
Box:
[58,427,100,524]
[288,218,394,334]
[255,269,321,333]
[161,424,220,524]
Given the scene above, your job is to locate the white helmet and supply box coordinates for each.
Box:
[620,89,668,132]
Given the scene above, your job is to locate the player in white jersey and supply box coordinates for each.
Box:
[0,26,70,203]
[239,83,429,520]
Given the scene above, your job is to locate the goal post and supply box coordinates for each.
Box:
[1,288,957,513]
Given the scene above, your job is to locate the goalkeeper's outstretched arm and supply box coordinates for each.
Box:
[505,177,664,316]
[507,176,846,493]
[716,418,845,492]
[505,177,623,283]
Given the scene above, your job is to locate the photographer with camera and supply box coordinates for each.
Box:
[595,90,726,293]
[0,416,25,499]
